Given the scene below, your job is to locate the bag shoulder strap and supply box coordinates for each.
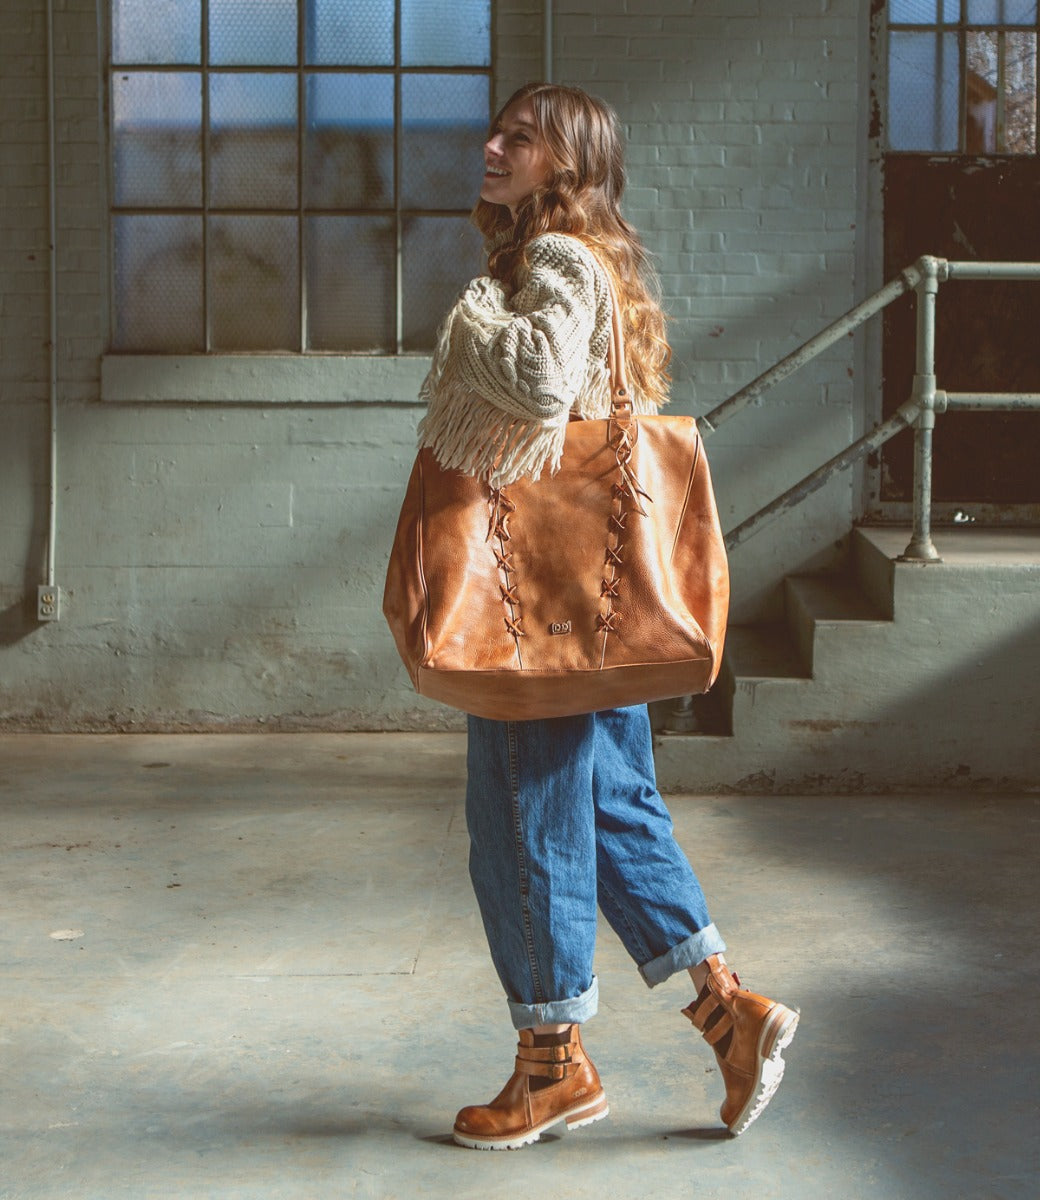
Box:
[550,233,631,416]
[604,278,633,422]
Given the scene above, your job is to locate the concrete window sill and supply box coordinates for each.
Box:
[99,355,432,405]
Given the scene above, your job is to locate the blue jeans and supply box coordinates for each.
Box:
[465,704,726,1030]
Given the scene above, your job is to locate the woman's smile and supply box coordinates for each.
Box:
[480,99,552,215]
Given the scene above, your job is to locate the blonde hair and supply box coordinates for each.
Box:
[473,83,670,408]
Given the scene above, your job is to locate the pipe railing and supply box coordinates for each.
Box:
[698,262,924,436]
[701,254,1040,562]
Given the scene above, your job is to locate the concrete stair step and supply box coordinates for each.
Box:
[654,524,1040,790]
[653,624,804,739]
[784,571,890,675]
[724,622,806,681]
[661,525,1040,741]
[852,524,1040,608]
[850,526,897,617]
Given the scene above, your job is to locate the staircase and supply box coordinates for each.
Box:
[653,526,1040,793]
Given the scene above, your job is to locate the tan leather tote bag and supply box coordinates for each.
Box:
[383,298,729,721]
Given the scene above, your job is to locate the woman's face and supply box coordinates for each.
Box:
[481,99,552,217]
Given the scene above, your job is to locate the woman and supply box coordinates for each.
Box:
[417,83,798,1149]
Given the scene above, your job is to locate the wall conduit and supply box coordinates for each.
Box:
[45,0,59,591]
[543,0,554,83]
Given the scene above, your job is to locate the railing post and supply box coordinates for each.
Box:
[899,256,945,563]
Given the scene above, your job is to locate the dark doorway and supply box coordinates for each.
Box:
[879,2,1040,510]
[882,156,1040,505]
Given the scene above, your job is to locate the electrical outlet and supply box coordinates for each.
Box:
[37,584,61,622]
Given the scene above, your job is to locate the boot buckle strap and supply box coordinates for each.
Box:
[701,1012,734,1047]
[517,1043,571,1064]
[682,994,719,1032]
[514,1055,569,1081]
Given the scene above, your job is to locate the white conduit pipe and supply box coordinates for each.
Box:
[543,0,553,82]
[45,0,59,588]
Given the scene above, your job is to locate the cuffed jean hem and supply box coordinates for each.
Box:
[506,976,599,1031]
[638,925,727,989]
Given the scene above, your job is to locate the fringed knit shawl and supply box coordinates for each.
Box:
[417,233,662,487]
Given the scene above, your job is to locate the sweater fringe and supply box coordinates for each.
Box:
[418,358,658,487]
[416,237,660,487]
[417,379,568,487]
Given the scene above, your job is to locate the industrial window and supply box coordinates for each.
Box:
[107,0,491,354]
[887,1,1038,153]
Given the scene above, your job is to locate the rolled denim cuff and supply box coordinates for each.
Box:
[506,975,599,1030]
[638,925,727,989]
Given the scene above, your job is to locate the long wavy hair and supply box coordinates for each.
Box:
[473,83,671,407]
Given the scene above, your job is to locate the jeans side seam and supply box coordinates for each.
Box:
[507,722,545,1005]
[596,862,653,965]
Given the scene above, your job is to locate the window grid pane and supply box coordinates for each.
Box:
[113,214,204,350]
[402,215,484,350]
[402,0,492,66]
[400,73,490,209]
[888,30,961,149]
[1005,30,1038,150]
[306,215,396,350]
[307,0,394,66]
[965,2,1037,24]
[109,0,491,355]
[209,0,298,66]
[890,1,942,23]
[210,214,300,350]
[113,0,201,64]
[887,3,1040,153]
[208,73,299,209]
[304,73,395,209]
[112,72,202,207]
[967,29,1001,150]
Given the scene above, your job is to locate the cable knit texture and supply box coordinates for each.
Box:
[417,233,663,486]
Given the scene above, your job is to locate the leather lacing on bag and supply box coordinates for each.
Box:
[487,489,525,663]
[486,291,652,669]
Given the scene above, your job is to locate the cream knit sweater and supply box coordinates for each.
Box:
[417,232,661,487]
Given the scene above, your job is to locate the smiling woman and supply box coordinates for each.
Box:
[480,101,552,216]
[396,81,800,1153]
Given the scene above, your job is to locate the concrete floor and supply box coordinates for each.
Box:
[2,733,1037,1200]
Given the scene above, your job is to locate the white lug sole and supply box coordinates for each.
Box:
[452,1094,610,1151]
[727,1005,800,1136]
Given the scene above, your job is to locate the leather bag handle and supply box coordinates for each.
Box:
[601,275,650,513]
[605,278,631,419]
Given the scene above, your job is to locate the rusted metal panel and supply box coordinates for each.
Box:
[882,155,1040,505]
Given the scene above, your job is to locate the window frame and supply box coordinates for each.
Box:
[885,1,1039,156]
[100,0,494,398]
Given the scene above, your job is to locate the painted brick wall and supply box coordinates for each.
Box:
[550,0,865,617]
[1,0,52,660]
[0,0,867,731]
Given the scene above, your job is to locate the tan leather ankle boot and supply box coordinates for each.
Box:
[682,954,799,1135]
[452,1025,609,1150]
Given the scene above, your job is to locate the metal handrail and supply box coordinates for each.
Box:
[702,255,1040,561]
[698,263,924,436]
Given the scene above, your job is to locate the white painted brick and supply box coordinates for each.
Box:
[496,11,540,34]
[689,0,763,17]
